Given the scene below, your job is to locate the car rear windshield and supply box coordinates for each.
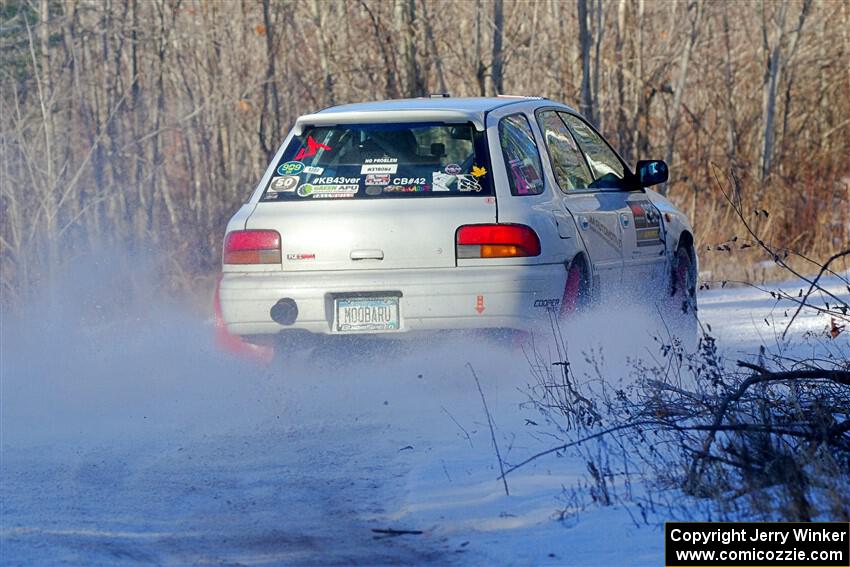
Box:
[261,122,493,201]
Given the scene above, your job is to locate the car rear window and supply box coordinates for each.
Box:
[261,122,493,201]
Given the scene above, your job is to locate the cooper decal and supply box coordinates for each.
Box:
[534,298,561,310]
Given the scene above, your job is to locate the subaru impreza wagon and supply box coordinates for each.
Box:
[215,96,696,353]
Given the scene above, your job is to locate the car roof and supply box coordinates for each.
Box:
[293,96,576,134]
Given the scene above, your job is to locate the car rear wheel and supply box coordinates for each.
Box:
[560,259,589,319]
[666,245,698,346]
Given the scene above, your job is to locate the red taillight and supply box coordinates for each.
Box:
[223,230,281,264]
[456,224,541,258]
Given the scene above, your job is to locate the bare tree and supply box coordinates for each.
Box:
[577,0,595,125]
[759,0,812,180]
[662,0,704,195]
[490,0,504,95]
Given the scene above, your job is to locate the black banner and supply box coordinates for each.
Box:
[665,522,850,567]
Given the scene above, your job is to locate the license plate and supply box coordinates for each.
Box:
[335,296,400,332]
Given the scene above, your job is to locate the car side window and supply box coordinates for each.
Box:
[559,113,626,189]
[498,114,545,196]
[537,111,594,192]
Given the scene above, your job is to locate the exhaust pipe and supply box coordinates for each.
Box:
[270,298,299,326]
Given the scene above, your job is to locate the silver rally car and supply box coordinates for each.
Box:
[217,96,696,345]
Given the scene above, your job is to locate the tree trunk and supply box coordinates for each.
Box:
[259,0,282,160]
[663,0,703,195]
[309,0,336,106]
[577,0,595,124]
[491,0,504,95]
[421,0,447,94]
[395,0,424,97]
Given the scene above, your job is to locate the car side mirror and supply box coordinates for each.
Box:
[636,160,668,187]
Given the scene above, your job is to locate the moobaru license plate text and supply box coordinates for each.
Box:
[336,297,400,331]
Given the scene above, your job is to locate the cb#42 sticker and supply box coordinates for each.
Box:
[392,177,426,185]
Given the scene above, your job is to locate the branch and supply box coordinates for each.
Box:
[469,363,510,496]
[782,248,850,340]
[736,361,850,386]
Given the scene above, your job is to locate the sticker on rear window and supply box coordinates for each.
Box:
[312,176,359,185]
[278,161,304,175]
[361,163,398,174]
[294,136,332,160]
[365,174,390,185]
[270,175,300,192]
[444,163,462,175]
[392,177,427,185]
[457,175,482,192]
[472,165,487,178]
[297,183,359,198]
[384,184,430,193]
[303,165,324,175]
[433,172,453,191]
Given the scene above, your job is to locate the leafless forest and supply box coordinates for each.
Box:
[2,0,849,305]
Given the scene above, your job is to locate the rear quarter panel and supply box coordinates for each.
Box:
[481,103,584,268]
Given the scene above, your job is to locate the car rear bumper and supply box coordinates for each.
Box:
[218,265,566,336]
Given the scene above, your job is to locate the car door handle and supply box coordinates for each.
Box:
[350,249,384,261]
[619,213,631,228]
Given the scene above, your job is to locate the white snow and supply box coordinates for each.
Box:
[1,272,847,566]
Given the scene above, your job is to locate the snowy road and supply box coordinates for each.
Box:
[2,278,847,566]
